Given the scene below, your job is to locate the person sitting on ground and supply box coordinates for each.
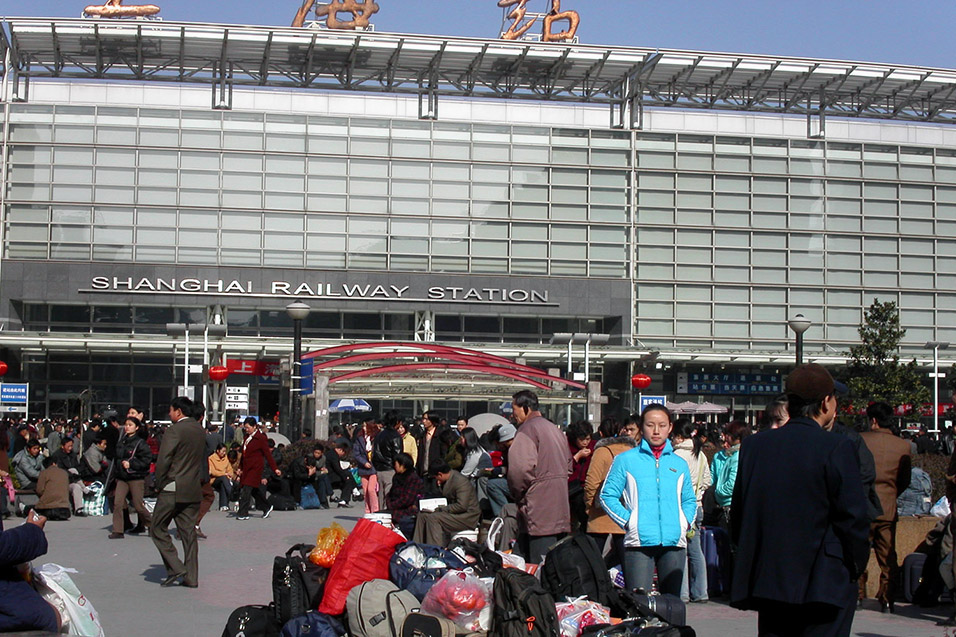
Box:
[326,440,354,508]
[82,436,110,481]
[0,511,60,633]
[291,444,332,508]
[413,461,481,547]
[49,438,85,516]
[208,444,237,511]
[34,456,72,521]
[387,452,425,537]
[12,439,44,491]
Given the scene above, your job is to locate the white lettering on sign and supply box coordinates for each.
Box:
[82,278,556,306]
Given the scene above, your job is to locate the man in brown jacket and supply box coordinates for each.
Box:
[860,401,911,613]
[507,390,572,564]
[150,396,207,588]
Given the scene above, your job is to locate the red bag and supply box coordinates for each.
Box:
[318,518,405,615]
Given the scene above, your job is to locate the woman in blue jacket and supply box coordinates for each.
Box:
[600,404,697,594]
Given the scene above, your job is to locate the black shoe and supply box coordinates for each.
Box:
[880,601,894,614]
[160,573,184,587]
[937,613,956,626]
[128,525,146,535]
[73,510,86,517]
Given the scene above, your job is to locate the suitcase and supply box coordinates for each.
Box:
[401,612,457,637]
[903,552,927,603]
[700,526,731,598]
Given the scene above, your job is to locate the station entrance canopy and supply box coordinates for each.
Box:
[4,19,956,126]
[303,341,588,402]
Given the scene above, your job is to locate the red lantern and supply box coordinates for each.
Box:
[208,365,230,382]
[631,373,651,390]
[0,361,8,377]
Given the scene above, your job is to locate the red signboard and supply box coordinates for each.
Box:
[893,403,955,417]
[226,359,280,377]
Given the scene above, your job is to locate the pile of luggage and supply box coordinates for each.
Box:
[223,519,696,637]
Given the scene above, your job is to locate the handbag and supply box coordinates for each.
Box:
[301,484,322,510]
[82,481,110,516]
[273,543,328,625]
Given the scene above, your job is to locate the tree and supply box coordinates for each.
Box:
[842,300,930,417]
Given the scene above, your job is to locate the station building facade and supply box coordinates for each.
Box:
[1,19,954,420]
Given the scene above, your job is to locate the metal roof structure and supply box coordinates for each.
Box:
[4,18,956,127]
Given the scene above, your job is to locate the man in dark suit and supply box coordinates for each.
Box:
[860,401,911,613]
[731,364,870,636]
[149,396,206,588]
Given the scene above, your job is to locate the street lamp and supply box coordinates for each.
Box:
[285,302,311,441]
[787,314,812,366]
[925,341,950,434]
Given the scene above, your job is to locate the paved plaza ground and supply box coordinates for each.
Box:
[24,507,956,636]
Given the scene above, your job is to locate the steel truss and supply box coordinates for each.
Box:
[3,18,956,127]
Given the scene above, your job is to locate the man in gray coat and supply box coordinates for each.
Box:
[150,396,206,588]
[507,390,572,564]
[413,462,481,547]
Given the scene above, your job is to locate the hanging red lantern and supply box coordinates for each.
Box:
[631,373,651,390]
[0,361,8,377]
[208,365,230,382]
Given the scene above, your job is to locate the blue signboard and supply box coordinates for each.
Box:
[682,373,781,396]
[300,359,314,396]
[640,395,667,412]
[0,384,28,404]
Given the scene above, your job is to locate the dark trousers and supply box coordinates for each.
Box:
[197,481,215,525]
[238,483,269,517]
[328,470,352,504]
[517,533,565,565]
[149,493,200,585]
[756,597,856,637]
[314,473,332,504]
[212,476,233,508]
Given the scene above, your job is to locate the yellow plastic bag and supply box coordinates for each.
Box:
[309,522,348,568]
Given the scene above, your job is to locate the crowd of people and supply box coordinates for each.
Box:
[0,370,953,634]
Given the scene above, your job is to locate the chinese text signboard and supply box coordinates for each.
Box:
[677,372,782,396]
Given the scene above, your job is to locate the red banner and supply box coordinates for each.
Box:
[893,403,955,417]
[226,359,280,377]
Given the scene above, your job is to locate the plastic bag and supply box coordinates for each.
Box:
[33,563,105,637]
[556,597,611,637]
[421,569,492,632]
[309,522,348,568]
[932,496,951,518]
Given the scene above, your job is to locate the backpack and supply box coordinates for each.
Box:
[491,568,559,637]
[273,544,329,626]
[539,534,613,607]
[280,611,348,637]
[346,579,420,637]
[269,493,298,511]
[222,604,282,637]
[301,484,322,510]
[389,542,467,601]
[898,467,932,516]
[401,612,458,637]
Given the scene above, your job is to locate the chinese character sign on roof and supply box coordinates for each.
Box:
[83,0,161,18]
[499,0,580,42]
[293,0,380,29]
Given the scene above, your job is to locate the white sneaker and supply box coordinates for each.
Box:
[219,506,230,512]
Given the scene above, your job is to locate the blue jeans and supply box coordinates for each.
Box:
[623,546,686,596]
[681,506,708,601]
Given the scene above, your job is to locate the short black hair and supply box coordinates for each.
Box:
[431,460,451,475]
[394,452,415,472]
[866,402,895,429]
[512,390,539,412]
[243,417,258,427]
[566,420,593,444]
[170,395,194,414]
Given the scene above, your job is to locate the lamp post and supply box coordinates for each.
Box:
[285,302,311,441]
[787,314,812,366]
[925,341,950,434]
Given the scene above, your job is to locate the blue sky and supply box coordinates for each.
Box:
[4,1,954,69]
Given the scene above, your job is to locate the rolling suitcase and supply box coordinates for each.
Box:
[700,526,731,598]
